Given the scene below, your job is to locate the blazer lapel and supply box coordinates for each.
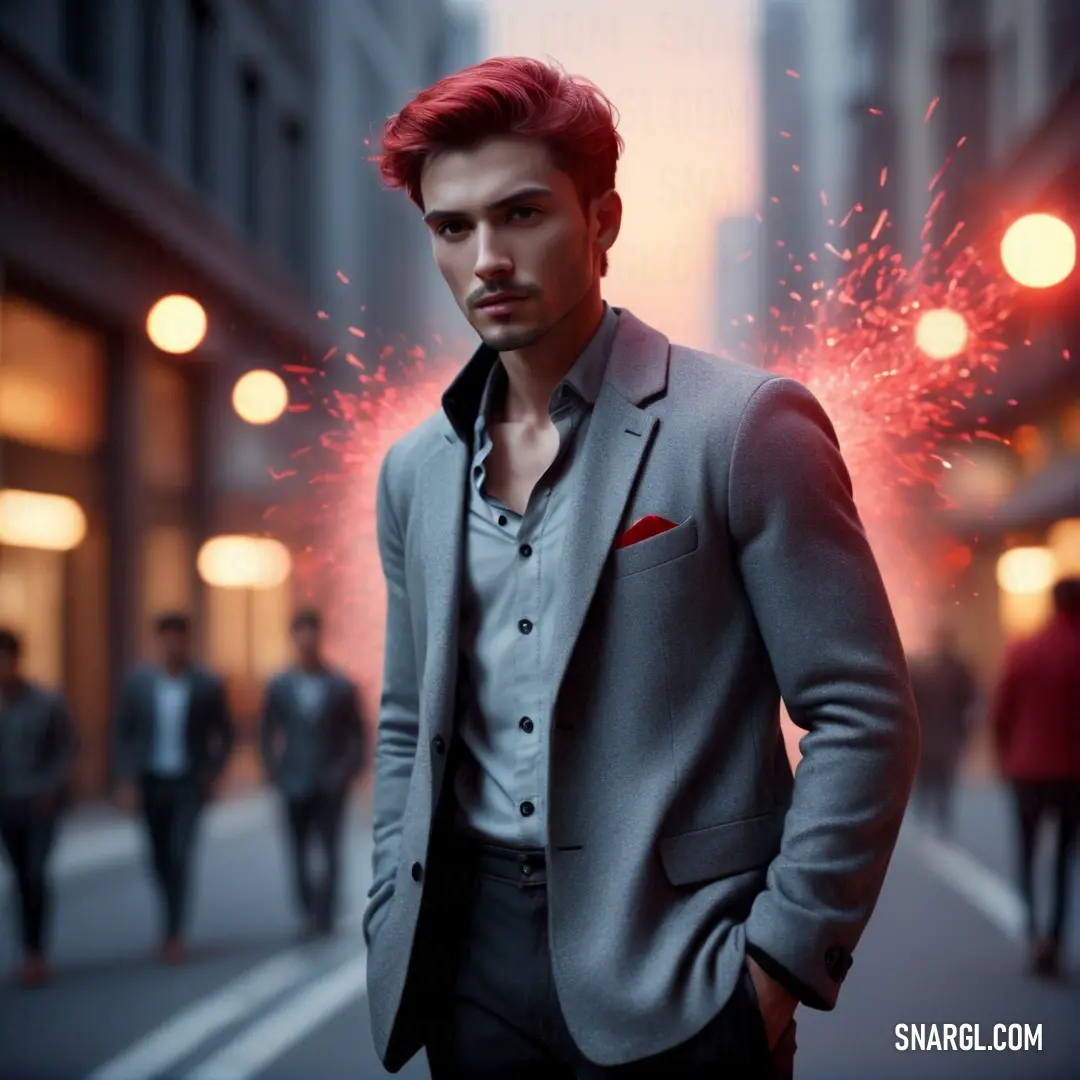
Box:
[417,427,471,738]
[547,310,669,706]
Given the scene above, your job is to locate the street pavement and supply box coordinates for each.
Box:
[1,780,1078,1080]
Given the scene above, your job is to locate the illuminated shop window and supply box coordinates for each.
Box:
[0,296,105,454]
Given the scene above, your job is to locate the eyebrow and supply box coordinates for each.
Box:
[422,185,555,225]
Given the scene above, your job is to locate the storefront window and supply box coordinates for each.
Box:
[0,545,64,685]
[141,525,194,656]
[139,352,193,491]
[0,295,106,453]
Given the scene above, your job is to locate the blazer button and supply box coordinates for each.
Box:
[411,862,423,882]
[520,801,535,817]
[432,735,445,754]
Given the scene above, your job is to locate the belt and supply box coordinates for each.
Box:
[449,828,547,886]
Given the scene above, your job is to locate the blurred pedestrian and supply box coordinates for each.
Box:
[259,610,366,939]
[908,624,977,834]
[989,577,1080,978]
[0,627,77,988]
[110,612,234,965]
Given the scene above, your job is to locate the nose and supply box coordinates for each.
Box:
[474,224,513,281]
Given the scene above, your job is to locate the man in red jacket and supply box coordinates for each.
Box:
[989,576,1080,977]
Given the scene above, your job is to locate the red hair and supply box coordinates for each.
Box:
[378,56,624,212]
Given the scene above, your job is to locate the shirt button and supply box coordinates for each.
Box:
[519,716,534,733]
[411,862,423,882]
[519,543,532,557]
[518,618,533,634]
[520,801,535,817]
[498,514,508,526]
[432,735,445,754]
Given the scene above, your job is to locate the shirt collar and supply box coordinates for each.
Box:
[472,302,620,436]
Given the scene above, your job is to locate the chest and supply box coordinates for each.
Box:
[483,421,561,516]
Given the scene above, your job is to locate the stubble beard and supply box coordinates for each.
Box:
[477,321,550,353]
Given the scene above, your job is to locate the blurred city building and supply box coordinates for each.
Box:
[756,0,853,348]
[711,214,761,362]
[933,0,1080,681]
[757,0,1079,760]
[0,0,480,798]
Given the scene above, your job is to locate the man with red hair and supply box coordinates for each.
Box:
[363,56,919,1079]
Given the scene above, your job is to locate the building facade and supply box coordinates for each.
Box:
[0,0,476,797]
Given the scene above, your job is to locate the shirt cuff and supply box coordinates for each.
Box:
[746,941,831,1010]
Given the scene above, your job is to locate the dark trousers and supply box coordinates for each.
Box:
[140,774,203,941]
[283,790,346,929]
[422,833,796,1080]
[1012,779,1080,945]
[0,803,57,955]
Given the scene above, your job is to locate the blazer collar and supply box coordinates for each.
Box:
[439,305,669,443]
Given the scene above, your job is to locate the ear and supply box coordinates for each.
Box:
[592,188,622,259]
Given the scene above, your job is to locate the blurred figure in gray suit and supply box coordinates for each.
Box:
[111,613,234,965]
[260,609,366,938]
[0,628,77,988]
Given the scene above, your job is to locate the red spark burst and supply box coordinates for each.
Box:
[265,133,1021,689]
[758,177,1019,643]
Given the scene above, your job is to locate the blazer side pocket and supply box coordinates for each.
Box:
[658,811,784,886]
[612,516,699,578]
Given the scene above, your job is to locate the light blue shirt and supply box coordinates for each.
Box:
[452,304,620,847]
[151,673,190,777]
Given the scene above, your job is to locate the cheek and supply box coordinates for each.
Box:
[535,226,591,293]
[435,247,472,300]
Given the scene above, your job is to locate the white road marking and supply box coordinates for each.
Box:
[187,952,368,1080]
[909,829,1026,943]
[84,949,315,1080]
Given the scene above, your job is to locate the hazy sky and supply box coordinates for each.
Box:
[459,0,761,349]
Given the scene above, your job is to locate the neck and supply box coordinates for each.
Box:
[298,656,322,674]
[164,661,186,677]
[497,286,604,425]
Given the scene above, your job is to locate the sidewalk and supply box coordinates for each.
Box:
[908,776,1080,963]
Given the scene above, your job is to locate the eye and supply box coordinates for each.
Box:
[436,220,469,238]
[508,206,540,222]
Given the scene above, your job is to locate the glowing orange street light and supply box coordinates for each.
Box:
[232,369,288,424]
[914,307,969,360]
[146,295,208,354]
[1000,213,1076,289]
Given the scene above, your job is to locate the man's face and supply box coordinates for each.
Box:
[419,136,619,353]
[292,625,318,660]
[159,630,189,669]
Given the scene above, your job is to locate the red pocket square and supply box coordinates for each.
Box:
[616,514,679,550]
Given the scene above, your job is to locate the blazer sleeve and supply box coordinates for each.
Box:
[342,678,367,778]
[729,376,920,1010]
[40,692,79,797]
[111,674,140,786]
[205,674,235,779]
[363,443,421,948]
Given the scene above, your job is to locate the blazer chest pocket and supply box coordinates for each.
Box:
[612,516,699,578]
[658,810,784,887]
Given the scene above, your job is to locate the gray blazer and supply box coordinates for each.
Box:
[111,665,234,789]
[364,308,920,1070]
[0,682,77,805]
[259,668,366,798]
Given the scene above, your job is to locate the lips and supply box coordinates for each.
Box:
[475,293,527,312]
